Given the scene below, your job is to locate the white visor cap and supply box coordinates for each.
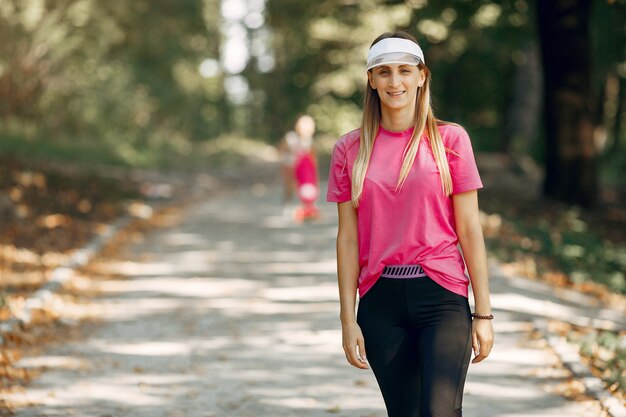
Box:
[366,38,425,71]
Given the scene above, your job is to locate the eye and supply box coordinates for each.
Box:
[378,69,389,75]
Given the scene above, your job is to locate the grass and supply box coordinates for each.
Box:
[0,133,127,167]
[0,132,279,173]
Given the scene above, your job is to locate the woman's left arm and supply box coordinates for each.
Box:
[453,190,494,364]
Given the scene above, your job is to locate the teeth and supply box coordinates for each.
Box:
[389,91,404,96]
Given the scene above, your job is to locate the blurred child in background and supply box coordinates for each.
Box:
[278,114,320,222]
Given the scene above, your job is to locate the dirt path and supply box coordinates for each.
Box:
[5,183,607,416]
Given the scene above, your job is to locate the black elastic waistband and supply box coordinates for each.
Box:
[380,264,427,279]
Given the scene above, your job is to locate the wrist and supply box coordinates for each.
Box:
[474,310,492,315]
[340,313,356,325]
[473,303,491,316]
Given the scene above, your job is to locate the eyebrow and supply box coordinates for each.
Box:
[376,64,414,70]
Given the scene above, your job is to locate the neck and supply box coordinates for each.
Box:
[380,105,415,132]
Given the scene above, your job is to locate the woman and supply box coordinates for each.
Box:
[327,31,494,417]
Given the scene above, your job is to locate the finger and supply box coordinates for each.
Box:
[343,347,352,364]
[345,343,367,369]
[481,336,494,357]
[471,353,487,364]
[357,339,368,368]
[471,338,493,364]
[350,342,367,369]
[343,344,356,366]
[472,331,479,356]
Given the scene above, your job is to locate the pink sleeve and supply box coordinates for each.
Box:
[326,140,352,202]
[447,128,483,194]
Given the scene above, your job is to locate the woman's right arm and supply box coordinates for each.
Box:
[336,201,368,369]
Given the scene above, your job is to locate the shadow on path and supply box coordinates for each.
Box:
[6,183,605,416]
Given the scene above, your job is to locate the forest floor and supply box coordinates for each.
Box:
[475,154,626,400]
[0,148,624,416]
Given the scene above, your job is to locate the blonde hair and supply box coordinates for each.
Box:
[352,32,454,206]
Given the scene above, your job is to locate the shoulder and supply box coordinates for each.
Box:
[437,122,468,142]
[437,122,473,150]
[337,128,360,148]
[333,128,360,153]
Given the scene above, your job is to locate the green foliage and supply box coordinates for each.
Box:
[0,0,222,160]
[0,0,624,179]
[261,0,537,145]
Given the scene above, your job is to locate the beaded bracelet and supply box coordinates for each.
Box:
[471,313,494,320]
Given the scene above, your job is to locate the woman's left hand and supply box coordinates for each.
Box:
[471,319,494,364]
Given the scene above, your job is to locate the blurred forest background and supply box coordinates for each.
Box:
[1,0,625,280]
[1,0,626,400]
[0,0,624,184]
[1,0,625,286]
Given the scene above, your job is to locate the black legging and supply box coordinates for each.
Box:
[357,276,472,417]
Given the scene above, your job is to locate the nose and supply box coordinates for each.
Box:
[389,71,401,87]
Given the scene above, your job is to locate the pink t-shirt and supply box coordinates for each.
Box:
[326,123,483,298]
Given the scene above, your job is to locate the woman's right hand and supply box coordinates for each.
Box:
[342,320,368,369]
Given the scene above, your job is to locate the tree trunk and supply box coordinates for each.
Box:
[537,0,598,208]
[502,43,542,160]
[611,76,625,154]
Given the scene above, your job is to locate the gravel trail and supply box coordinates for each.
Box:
[6,183,605,417]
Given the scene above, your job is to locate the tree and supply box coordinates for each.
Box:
[537,0,598,207]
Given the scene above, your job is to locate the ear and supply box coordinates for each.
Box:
[418,68,426,87]
[367,71,376,90]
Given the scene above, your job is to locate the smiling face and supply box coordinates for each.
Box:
[367,64,426,113]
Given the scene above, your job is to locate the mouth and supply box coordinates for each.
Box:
[387,91,406,97]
